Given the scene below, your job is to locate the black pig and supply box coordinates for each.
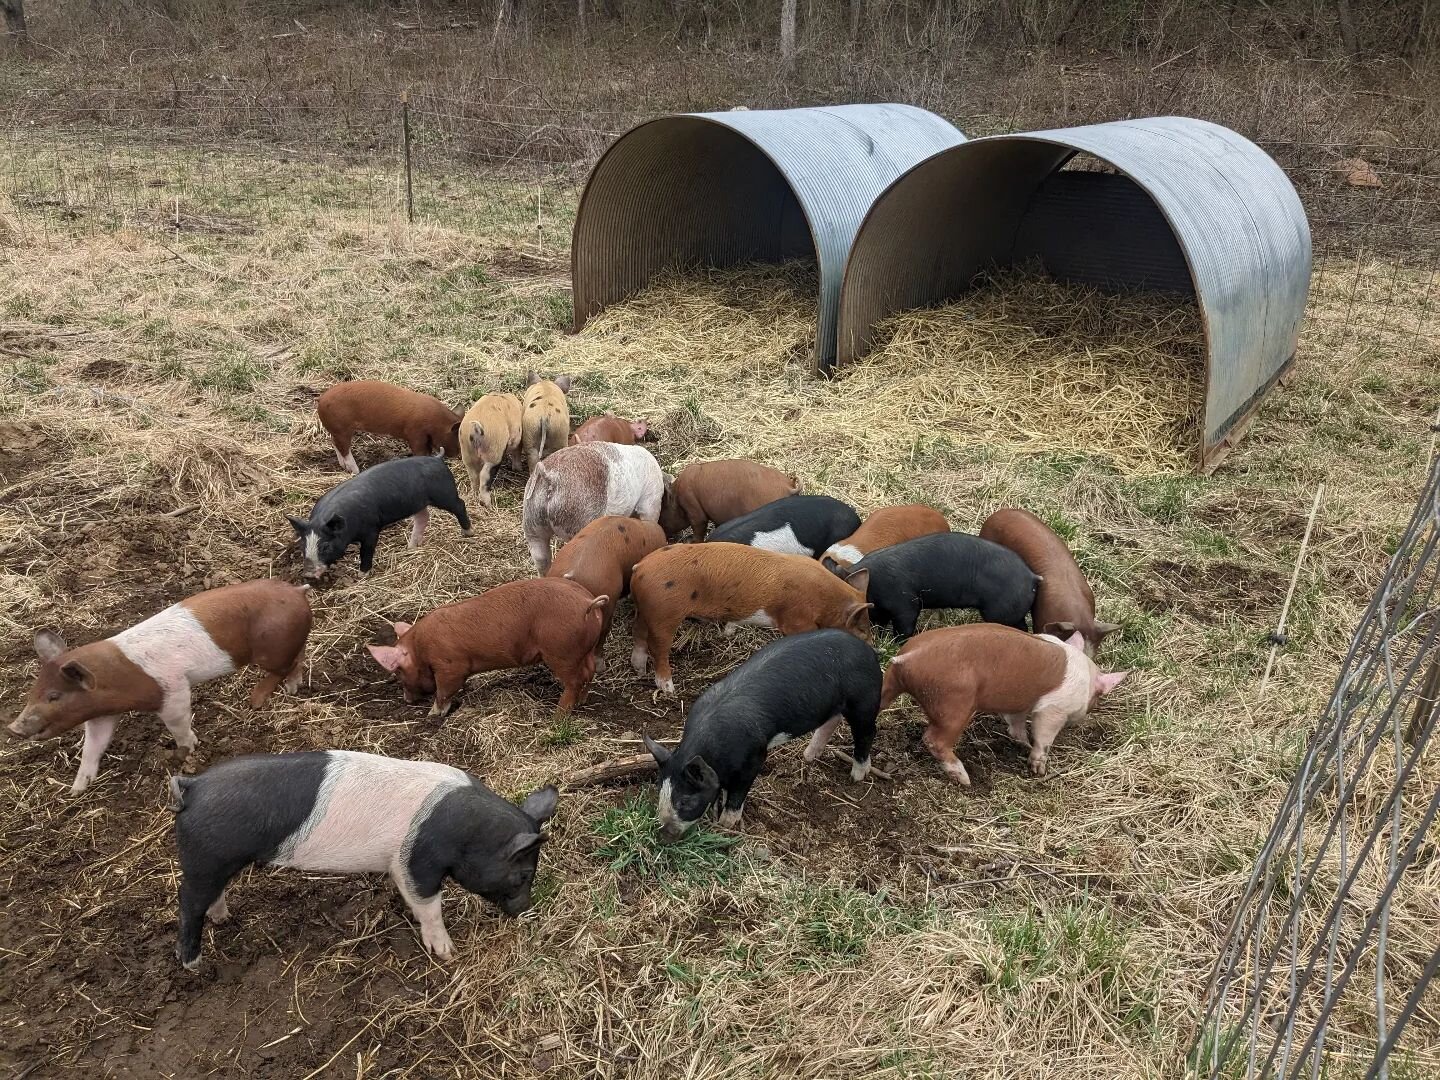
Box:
[847,532,1040,640]
[706,494,861,558]
[170,750,558,969]
[288,455,470,577]
[642,629,881,840]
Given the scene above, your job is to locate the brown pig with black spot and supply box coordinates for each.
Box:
[547,515,669,671]
[978,507,1120,656]
[666,459,800,541]
[8,580,312,794]
[520,372,572,472]
[316,380,462,474]
[880,624,1128,784]
[629,542,871,694]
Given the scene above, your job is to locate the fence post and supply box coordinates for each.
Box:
[401,90,414,225]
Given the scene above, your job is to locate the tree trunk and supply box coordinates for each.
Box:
[577,0,586,41]
[849,0,862,41]
[1404,0,1431,57]
[1335,0,1358,55]
[599,0,620,19]
[1,0,28,44]
[780,0,797,68]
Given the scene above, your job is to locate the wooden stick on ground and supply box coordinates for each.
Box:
[564,753,657,791]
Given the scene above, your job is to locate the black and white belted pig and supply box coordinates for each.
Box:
[169,750,559,969]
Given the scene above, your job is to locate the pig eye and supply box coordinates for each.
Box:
[46,691,62,702]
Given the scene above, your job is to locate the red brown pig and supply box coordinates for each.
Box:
[822,504,951,571]
[367,578,609,715]
[520,372,572,472]
[570,414,651,446]
[9,580,312,794]
[547,516,668,671]
[459,393,523,506]
[666,459,800,541]
[979,507,1119,656]
[629,542,871,694]
[879,624,1128,784]
[317,380,462,474]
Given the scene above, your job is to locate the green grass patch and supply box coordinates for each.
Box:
[785,882,936,966]
[592,796,741,886]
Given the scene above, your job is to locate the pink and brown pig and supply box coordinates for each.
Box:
[570,414,652,446]
[667,459,800,541]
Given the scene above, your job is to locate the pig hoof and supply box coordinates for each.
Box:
[943,762,972,786]
[718,808,743,830]
[655,677,675,695]
[1029,758,1048,777]
[70,774,95,795]
[206,897,231,923]
[850,758,872,782]
[461,528,473,538]
[593,655,607,674]
[629,649,648,675]
[425,930,455,960]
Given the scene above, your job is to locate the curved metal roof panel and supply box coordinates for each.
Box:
[571,104,966,370]
[838,116,1312,469]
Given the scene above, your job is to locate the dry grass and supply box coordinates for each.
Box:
[1,141,1438,1079]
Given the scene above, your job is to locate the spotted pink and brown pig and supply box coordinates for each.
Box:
[8,580,312,794]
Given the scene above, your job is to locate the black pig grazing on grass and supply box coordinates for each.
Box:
[169,750,558,969]
[846,532,1041,641]
[641,629,881,841]
[706,494,862,558]
[288,456,471,578]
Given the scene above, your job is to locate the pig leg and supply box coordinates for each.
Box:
[526,528,553,575]
[877,667,905,713]
[332,431,359,475]
[357,533,378,576]
[159,686,198,759]
[1027,707,1072,777]
[176,861,242,970]
[429,483,473,536]
[472,461,495,508]
[249,670,284,708]
[629,610,651,676]
[802,714,845,763]
[206,893,231,923]
[717,763,761,830]
[549,653,596,711]
[282,649,306,695]
[1003,713,1032,748]
[920,705,975,786]
[391,869,454,960]
[889,604,920,642]
[641,617,679,695]
[409,508,430,549]
[843,697,880,781]
[71,715,119,794]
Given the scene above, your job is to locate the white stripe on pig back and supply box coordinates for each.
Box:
[111,604,236,693]
[598,443,663,519]
[749,524,810,556]
[1032,634,1096,718]
[823,543,863,566]
[273,751,469,878]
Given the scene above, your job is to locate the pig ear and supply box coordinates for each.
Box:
[501,832,544,862]
[1041,621,1077,639]
[521,785,559,824]
[366,644,405,672]
[642,732,672,766]
[287,515,311,536]
[842,568,870,597]
[1093,621,1122,639]
[60,660,95,690]
[682,755,718,789]
[391,621,413,638]
[34,630,68,661]
[323,514,346,534]
[525,370,539,386]
[552,375,572,393]
[1095,670,1129,695]
[846,602,874,628]
[631,420,648,437]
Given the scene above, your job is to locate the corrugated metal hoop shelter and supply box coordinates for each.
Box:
[572,104,966,370]
[837,116,1312,471]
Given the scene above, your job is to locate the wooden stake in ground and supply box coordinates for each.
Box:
[1260,483,1324,697]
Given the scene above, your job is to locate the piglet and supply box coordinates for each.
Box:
[367,577,609,714]
[630,542,871,694]
[570,414,651,446]
[979,507,1119,657]
[706,494,860,559]
[522,442,673,573]
[847,532,1040,640]
[643,629,881,840]
[880,624,1128,783]
[521,372,572,472]
[316,380,461,474]
[667,459,800,541]
[170,750,557,968]
[8,580,311,794]
[458,393,523,507]
[822,504,950,571]
[289,456,471,579]
[547,515,668,671]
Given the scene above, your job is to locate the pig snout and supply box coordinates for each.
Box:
[657,820,689,844]
[8,710,52,740]
[499,890,534,916]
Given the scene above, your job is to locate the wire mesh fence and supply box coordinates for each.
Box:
[1189,455,1440,1079]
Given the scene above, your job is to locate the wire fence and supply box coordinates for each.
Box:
[1189,455,1440,1079]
